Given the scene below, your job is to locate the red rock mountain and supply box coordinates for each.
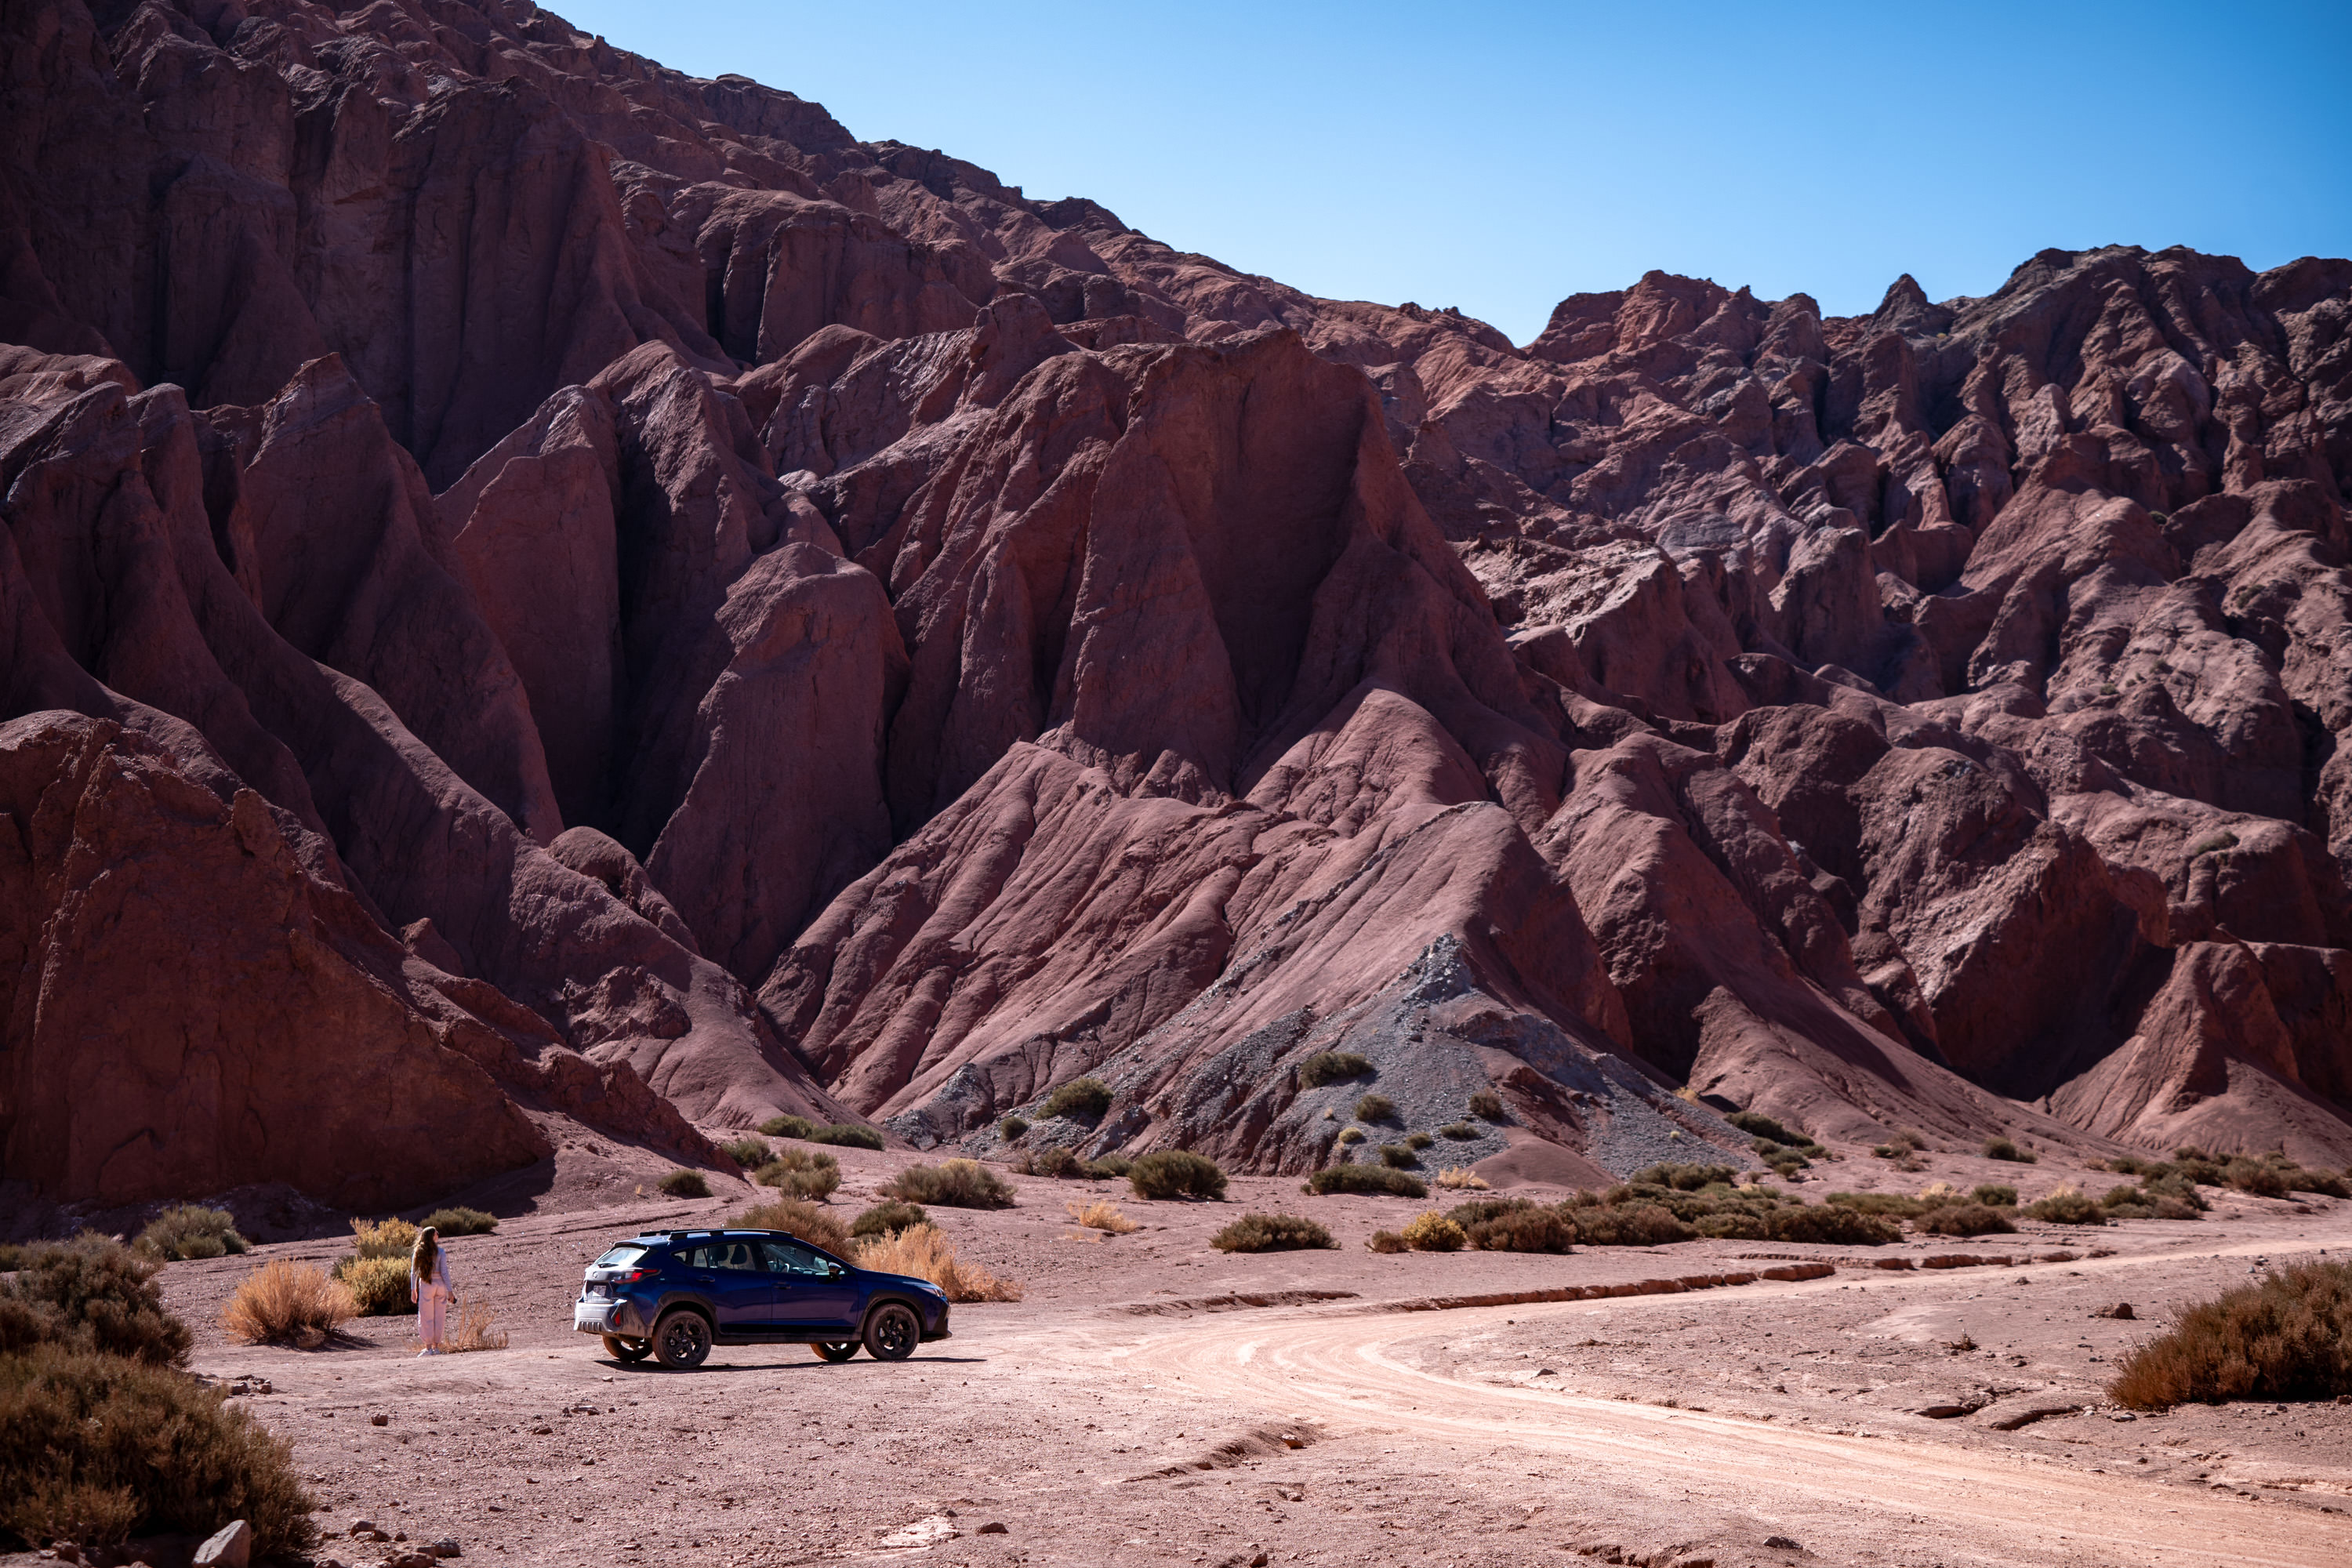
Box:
[3,0,2350,1207]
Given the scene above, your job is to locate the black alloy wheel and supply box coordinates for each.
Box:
[601,1334,652,1363]
[862,1301,920,1362]
[653,1310,712,1370]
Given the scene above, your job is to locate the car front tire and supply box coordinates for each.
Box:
[652,1310,712,1370]
[811,1341,858,1363]
[862,1301,920,1362]
[602,1334,651,1363]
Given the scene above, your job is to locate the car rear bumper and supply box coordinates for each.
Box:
[573,1297,648,1338]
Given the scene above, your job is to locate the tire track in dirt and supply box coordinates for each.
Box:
[1094,1269,2352,1567]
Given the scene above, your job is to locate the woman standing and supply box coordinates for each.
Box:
[410,1225,455,1356]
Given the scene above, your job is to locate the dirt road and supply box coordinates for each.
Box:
[1104,1259,2352,1566]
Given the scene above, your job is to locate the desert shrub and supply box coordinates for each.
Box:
[1130,1150,1228,1201]
[1400,1212,1468,1252]
[737,1197,851,1255]
[133,1206,248,1263]
[1039,1077,1112,1122]
[851,1201,928,1239]
[852,1225,1019,1302]
[1468,1207,1576,1254]
[1434,1166,1489,1190]
[720,1136,771,1168]
[1573,1203,1696,1247]
[421,1207,496,1236]
[2220,1156,2287,1199]
[808,1123,885,1150]
[758,1113,816,1140]
[2110,1261,2352,1409]
[1727,1109,1803,1145]
[2023,1187,2106,1225]
[1378,1145,1419,1170]
[1915,1203,2016,1237]
[2283,1164,2351,1199]
[1825,1192,1927,1218]
[882,1159,1018,1210]
[1308,1164,1427,1198]
[1337,1127,1367,1146]
[755,1146,842,1200]
[0,1236,191,1367]
[0,1244,21,1271]
[1367,1230,1407,1254]
[1768,1205,1900,1246]
[1445,1199,1531,1228]
[1354,1093,1396,1124]
[0,1345,316,1554]
[1629,1163,1737,1192]
[1694,1210,1769,1240]
[658,1168,711,1198]
[347,1216,419,1260]
[2102,1183,2147,1210]
[1030,1145,1085,1178]
[1212,1214,1337,1253]
[1439,1121,1479,1141]
[1405,1131,1435,1150]
[1468,1088,1505,1121]
[331,1256,410,1316]
[1983,1137,2037,1163]
[1083,1153,1134,1179]
[1066,1200,1138,1234]
[220,1260,354,1346]
[1971,1183,2019,1207]
[1298,1051,1372,1087]
[999,1115,1029,1141]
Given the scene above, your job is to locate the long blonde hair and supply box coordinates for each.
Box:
[412,1225,440,1281]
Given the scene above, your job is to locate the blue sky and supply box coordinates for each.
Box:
[554,2,2351,346]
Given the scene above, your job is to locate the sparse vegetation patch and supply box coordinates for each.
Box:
[2109,1261,2352,1408]
[1040,1077,1112,1122]
[1308,1164,1427,1198]
[1212,1214,1336,1253]
[1130,1150,1229,1201]
[882,1159,1018,1209]
[658,1168,711,1198]
[133,1206,248,1262]
[1298,1051,1372,1087]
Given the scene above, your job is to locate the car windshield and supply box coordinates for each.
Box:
[591,1245,649,1269]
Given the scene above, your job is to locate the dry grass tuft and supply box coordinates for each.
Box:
[1435,1166,1490,1191]
[881,1158,1018,1209]
[445,1297,508,1353]
[854,1224,1022,1302]
[333,1256,412,1316]
[1065,1200,1138,1234]
[221,1261,354,1346]
[2110,1261,2352,1408]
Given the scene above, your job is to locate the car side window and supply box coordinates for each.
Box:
[680,1242,760,1272]
[758,1239,830,1276]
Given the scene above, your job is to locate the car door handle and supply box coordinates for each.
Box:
[690,1274,717,1284]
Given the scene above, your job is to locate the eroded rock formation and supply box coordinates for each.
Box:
[3,0,2350,1203]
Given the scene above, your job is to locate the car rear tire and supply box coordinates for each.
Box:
[862,1301,920,1362]
[652,1311,712,1370]
[811,1341,858,1363]
[601,1334,651,1363]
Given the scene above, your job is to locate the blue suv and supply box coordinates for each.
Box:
[572,1229,951,1368]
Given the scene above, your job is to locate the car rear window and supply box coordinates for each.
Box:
[592,1245,649,1268]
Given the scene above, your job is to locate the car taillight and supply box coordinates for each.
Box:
[618,1268,657,1283]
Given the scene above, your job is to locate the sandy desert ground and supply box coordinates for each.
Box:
[60,1141,2352,1568]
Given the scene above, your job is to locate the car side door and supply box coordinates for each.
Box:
[760,1239,859,1332]
[676,1241,773,1333]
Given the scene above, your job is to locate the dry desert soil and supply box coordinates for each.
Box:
[71,1142,2352,1568]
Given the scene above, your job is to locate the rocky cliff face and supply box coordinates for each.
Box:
[3,0,2350,1205]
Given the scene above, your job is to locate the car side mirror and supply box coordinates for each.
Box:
[827,1261,846,1279]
